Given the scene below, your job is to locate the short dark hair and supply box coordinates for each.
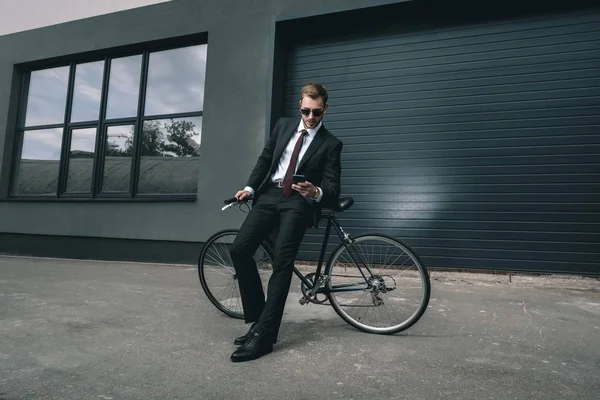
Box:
[300,82,328,105]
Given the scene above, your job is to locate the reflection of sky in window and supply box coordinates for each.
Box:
[70,128,97,153]
[20,45,207,161]
[106,56,142,119]
[108,134,128,149]
[24,67,69,126]
[107,125,134,150]
[21,128,63,160]
[144,44,207,116]
[71,62,104,122]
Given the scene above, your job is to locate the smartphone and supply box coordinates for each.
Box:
[292,174,306,184]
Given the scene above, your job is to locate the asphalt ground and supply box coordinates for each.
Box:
[1,255,598,399]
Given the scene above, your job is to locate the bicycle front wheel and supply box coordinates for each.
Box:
[198,229,273,319]
[325,234,430,334]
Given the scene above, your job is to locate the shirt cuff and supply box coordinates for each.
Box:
[244,186,255,196]
[313,186,323,202]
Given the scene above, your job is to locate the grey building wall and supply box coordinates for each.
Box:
[1,0,598,275]
[282,3,600,275]
[0,0,402,244]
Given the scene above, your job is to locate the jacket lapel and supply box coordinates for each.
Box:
[297,125,327,172]
[271,119,297,171]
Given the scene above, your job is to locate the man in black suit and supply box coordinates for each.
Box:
[229,82,343,362]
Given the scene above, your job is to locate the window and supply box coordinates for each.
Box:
[10,43,207,199]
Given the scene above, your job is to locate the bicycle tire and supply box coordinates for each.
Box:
[325,233,430,334]
[198,229,273,319]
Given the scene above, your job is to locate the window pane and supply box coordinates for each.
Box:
[24,67,69,127]
[102,125,134,193]
[66,128,97,193]
[144,44,207,116]
[106,55,142,119]
[70,61,104,123]
[137,117,202,194]
[16,128,63,195]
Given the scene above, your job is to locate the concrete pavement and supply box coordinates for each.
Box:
[0,255,598,399]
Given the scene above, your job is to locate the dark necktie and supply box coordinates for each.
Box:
[282,129,308,198]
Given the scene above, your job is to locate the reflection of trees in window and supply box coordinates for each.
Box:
[12,43,207,198]
[105,119,200,158]
[161,120,200,157]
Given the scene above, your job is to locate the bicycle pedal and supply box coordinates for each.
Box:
[299,297,309,305]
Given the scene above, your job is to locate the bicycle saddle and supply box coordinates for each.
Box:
[335,197,354,212]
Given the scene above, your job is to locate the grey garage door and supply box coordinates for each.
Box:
[282,5,600,275]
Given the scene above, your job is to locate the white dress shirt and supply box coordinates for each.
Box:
[245,120,323,202]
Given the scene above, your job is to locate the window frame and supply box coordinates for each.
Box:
[8,35,207,202]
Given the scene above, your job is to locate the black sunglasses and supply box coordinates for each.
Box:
[300,108,324,117]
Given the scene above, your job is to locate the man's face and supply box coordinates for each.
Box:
[299,96,327,130]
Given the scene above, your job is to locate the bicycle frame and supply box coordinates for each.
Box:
[222,198,375,295]
[208,196,430,333]
[292,210,376,294]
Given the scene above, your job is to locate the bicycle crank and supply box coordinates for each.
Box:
[300,273,329,305]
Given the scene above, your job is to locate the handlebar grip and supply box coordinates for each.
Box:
[224,197,239,204]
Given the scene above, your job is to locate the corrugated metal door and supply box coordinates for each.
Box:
[282,5,600,275]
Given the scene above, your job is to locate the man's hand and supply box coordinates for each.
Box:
[292,181,317,199]
[235,190,252,201]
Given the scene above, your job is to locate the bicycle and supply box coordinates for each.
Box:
[198,196,430,334]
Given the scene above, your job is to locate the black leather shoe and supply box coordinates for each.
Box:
[234,323,278,345]
[234,323,257,346]
[230,332,273,362]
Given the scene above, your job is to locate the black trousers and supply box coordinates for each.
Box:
[230,186,312,341]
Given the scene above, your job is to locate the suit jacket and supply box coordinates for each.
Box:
[246,116,343,226]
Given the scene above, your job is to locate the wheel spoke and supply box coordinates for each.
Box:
[327,235,430,334]
[199,231,273,319]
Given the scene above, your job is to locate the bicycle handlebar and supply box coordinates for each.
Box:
[221,196,253,211]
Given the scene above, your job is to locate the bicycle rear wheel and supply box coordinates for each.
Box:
[198,229,273,319]
[325,234,430,334]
